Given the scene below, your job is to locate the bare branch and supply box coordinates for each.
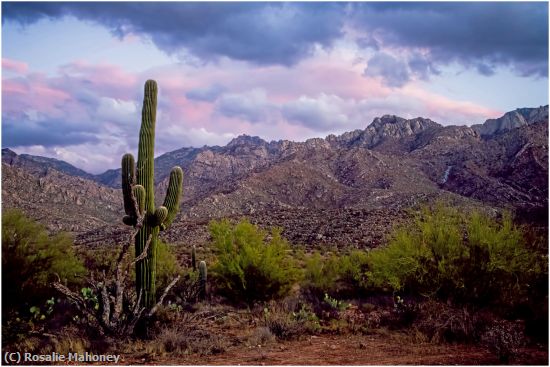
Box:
[127,306,146,335]
[52,282,84,305]
[52,282,98,326]
[100,284,111,327]
[111,229,136,323]
[133,290,143,317]
[130,234,152,267]
[148,275,181,317]
[115,238,132,272]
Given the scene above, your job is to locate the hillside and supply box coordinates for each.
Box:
[2,106,547,248]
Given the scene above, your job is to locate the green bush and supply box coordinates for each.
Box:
[367,204,546,309]
[155,241,182,293]
[209,219,300,305]
[2,210,86,311]
[303,250,369,298]
[303,252,340,296]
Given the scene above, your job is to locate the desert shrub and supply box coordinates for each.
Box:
[147,325,226,357]
[78,240,180,295]
[413,300,480,343]
[78,245,119,274]
[481,319,526,363]
[262,300,319,340]
[303,250,370,299]
[209,219,300,305]
[367,205,545,311]
[2,209,85,312]
[303,252,340,297]
[338,250,370,293]
[247,326,276,347]
[49,235,183,338]
[169,270,200,305]
[155,241,181,293]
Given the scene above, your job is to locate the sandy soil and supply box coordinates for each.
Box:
[121,333,548,365]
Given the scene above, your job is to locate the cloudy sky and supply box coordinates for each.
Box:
[2,2,548,173]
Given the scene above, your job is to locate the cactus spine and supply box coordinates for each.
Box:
[122,80,183,308]
[198,261,207,301]
[191,245,197,271]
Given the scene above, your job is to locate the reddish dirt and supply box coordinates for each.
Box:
[121,333,548,365]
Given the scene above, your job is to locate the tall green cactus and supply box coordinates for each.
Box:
[122,80,183,308]
[198,261,207,301]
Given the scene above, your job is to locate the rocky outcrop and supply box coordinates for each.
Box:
[365,115,441,145]
[1,148,95,180]
[2,163,122,233]
[326,116,441,150]
[472,106,548,138]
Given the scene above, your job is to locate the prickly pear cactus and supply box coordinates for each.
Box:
[122,80,183,307]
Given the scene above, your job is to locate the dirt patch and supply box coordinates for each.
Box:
[120,333,547,365]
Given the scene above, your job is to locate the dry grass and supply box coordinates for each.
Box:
[413,300,479,343]
[262,299,320,340]
[246,327,276,347]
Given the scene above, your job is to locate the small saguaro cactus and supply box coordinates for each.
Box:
[191,245,197,272]
[198,261,207,301]
[122,80,183,308]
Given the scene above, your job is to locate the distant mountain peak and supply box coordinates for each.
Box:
[359,115,441,148]
[372,115,407,126]
[1,149,94,180]
[227,134,267,147]
[472,105,548,138]
[369,115,440,130]
[2,148,17,165]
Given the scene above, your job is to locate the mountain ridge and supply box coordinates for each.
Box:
[3,105,547,182]
[2,105,547,248]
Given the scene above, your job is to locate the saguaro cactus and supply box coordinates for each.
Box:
[122,80,183,308]
[198,261,207,301]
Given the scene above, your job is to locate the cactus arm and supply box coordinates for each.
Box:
[132,185,146,216]
[152,206,168,227]
[161,166,183,230]
[121,154,146,227]
[121,153,136,217]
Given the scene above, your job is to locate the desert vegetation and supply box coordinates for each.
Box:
[1,80,547,365]
[2,203,547,364]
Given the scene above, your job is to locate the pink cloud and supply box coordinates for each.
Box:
[57,61,139,98]
[402,85,503,124]
[3,73,72,117]
[170,100,213,126]
[2,58,28,74]
[3,51,512,175]
[2,79,28,94]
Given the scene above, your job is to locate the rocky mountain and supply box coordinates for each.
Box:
[95,146,206,188]
[2,148,95,180]
[2,106,547,250]
[472,105,548,137]
[2,163,122,233]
